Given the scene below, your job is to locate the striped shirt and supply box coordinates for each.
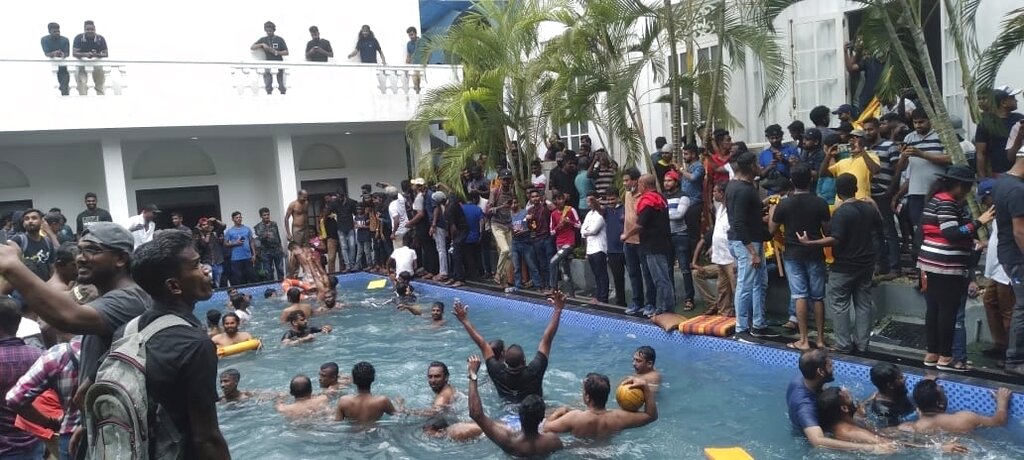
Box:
[903,130,946,196]
[664,189,690,234]
[917,192,979,276]
[592,165,617,196]
[0,337,43,455]
[5,338,81,435]
[870,140,896,196]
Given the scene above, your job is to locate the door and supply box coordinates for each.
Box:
[300,179,349,232]
[790,15,845,123]
[135,186,220,230]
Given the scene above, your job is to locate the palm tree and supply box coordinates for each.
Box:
[974,7,1024,96]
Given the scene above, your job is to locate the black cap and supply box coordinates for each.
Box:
[832,104,854,115]
[804,128,822,141]
[142,203,161,213]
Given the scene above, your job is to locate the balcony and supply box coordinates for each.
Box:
[0,58,461,133]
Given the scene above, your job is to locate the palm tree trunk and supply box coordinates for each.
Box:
[941,0,980,123]
[665,0,682,149]
[702,0,726,141]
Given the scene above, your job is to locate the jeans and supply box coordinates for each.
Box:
[669,232,694,302]
[0,441,43,460]
[339,229,356,270]
[872,194,901,272]
[433,227,449,276]
[924,272,968,357]
[356,240,372,269]
[728,241,768,332]
[644,252,674,314]
[464,241,482,279]
[511,239,541,289]
[230,259,257,285]
[587,251,610,302]
[624,243,652,310]
[56,65,70,95]
[258,251,285,280]
[59,432,72,460]
[608,252,626,307]
[531,237,554,289]
[211,263,224,287]
[549,245,576,295]
[263,68,286,94]
[1004,265,1024,366]
[782,258,826,301]
[828,266,876,352]
[492,224,513,283]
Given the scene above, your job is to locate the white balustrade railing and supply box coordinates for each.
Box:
[48,59,127,96]
[230,65,292,95]
[375,67,423,95]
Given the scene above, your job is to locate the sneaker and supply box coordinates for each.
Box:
[733,331,757,343]
[624,306,641,316]
[750,327,780,338]
[641,306,656,317]
[504,287,516,293]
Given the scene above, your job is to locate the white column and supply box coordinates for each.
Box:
[100,137,131,224]
[273,134,298,216]
[415,130,431,176]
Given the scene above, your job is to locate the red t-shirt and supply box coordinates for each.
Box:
[549,206,580,248]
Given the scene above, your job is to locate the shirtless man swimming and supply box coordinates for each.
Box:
[543,374,658,439]
[219,369,253,403]
[211,313,253,348]
[335,361,402,424]
[318,361,351,395]
[276,374,330,419]
[284,189,310,245]
[467,355,563,456]
[899,380,1011,434]
[632,346,661,387]
[427,361,456,409]
[280,287,312,324]
[398,301,446,327]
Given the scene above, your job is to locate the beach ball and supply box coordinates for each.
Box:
[616,383,645,412]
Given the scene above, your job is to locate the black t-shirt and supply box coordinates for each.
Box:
[333,199,357,233]
[282,325,322,341]
[81,284,152,381]
[72,34,107,55]
[830,200,881,272]
[9,233,54,280]
[637,206,672,255]
[975,113,1024,174]
[486,352,548,403]
[114,305,218,459]
[445,200,468,241]
[995,173,1024,268]
[255,36,288,61]
[305,38,333,62]
[725,180,768,244]
[548,169,579,208]
[322,207,339,239]
[771,193,831,261]
[76,208,113,236]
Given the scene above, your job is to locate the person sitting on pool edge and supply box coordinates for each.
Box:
[206,309,223,337]
[335,361,403,424]
[817,387,967,453]
[898,379,1012,434]
[276,374,330,419]
[861,363,915,427]
[281,310,333,346]
[543,373,658,439]
[787,349,897,453]
[219,368,253,403]
[211,312,253,348]
[279,287,312,324]
[454,291,566,404]
[319,361,351,395]
[632,346,661,387]
[467,355,563,456]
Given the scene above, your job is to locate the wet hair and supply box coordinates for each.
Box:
[428,361,449,378]
[423,414,450,432]
[222,312,240,326]
[220,368,240,382]
[0,297,22,336]
[231,295,248,309]
[263,288,276,299]
[835,173,858,200]
[489,339,505,361]
[809,105,830,126]
[912,379,945,413]
[790,163,813,190]
[431,301,444,312]
[320,361,339,377]
[54,242,79,265]
[206,309,222,327]
[583,373,611,409]
[132,231,198,300]
[286,310,306,323]
[352,361,375,391]
[505,344,525,368]
[635,346,656,364]
[870,363,902,392]
[817,387,845,431]
[329,276,339,289]
[519,394,546,435]
[798,349,828,380]
[911,108,928,120]
[290,374,313,398]
[286,287,302,303]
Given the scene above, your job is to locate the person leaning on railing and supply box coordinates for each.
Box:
[72,20,108,96]
[40,22,70,96]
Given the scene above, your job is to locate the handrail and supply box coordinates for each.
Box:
[0,57,457,71]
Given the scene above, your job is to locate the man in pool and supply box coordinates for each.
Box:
[211,312,253,348]
[467,355,563,456]
[427,361,455,409]
[632,345,661,387]
[454,291,566,403]
[335,361,402,424]
[279,287,312,323]
[314,288,344,314]
[898,380,1012,434]
[861,363,915,427]
[422,416,484,442]
[397,301,446,326]
[787,349,896,453]
[219,368,253,402]
[318,361,351,395]
[276,374,330,419]
[281,310,333,346]
[542,373,658,439]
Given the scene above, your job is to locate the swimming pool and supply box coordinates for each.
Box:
[203,274,1024,459]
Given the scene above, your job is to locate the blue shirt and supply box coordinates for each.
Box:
[604,205,625,254]
[786,375,819,431]
[679,161,705,202]
[511,209,531,242]
[224,226,253,261]
[462,204,483,243]
[759,145,800,178]
[357,37,382,63]
[40,35,70,56]
[575,172,594,210]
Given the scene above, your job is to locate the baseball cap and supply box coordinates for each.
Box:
[498,168,513,179]
[832,104,854,115]
[849,128,865,138]
[995,85,1022,97]
[949,115,966,137]
[142,203,161,213]
[977,178,996,200]
[431,191,447,202]
[410,178,426,186]
[661,144,674,153]
[81,222,135,253]
[804,128,822,142]
[384,186,399,196]
[664,170,681,182]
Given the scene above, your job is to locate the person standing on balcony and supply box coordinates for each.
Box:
[305,26,333,62]
[40,22,70,96]
[406,26,421,93]
[251,21,288,94]
[72,20,107,96]
[348,25,386,64]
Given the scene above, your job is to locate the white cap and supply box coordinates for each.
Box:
[996,85,1022,97]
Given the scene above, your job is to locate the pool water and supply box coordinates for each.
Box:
[201,276,1024,459]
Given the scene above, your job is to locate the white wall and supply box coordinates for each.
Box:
[0,144,107,217]
[293,133,410,191]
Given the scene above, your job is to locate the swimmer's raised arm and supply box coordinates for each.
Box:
[466,355,514,446]
[453,303,494,360]
[397,304,423,315]
[537,291,566,357]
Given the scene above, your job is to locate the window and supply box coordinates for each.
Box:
[941,12,967,134]
[791,18,841,123]
[559,121,589,152]
[669,45,721,132]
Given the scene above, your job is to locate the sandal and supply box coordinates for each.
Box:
[936,360,972,373]
[683,300,695,312]
[786,341,811,351]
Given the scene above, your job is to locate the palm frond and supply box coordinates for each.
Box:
[974,7,1024,95]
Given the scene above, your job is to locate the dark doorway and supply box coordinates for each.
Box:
[135,186,221,231]
[0,200,33,220]
[300,179,348,230]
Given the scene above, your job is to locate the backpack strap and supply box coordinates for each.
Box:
[138,314,191,342]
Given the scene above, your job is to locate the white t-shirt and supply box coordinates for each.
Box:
[413,192,425,212]
[711,202,735,265]
[125,214,155,248]
[388,196,409,237]
[390,246,417,276]
[233,309,252,324]
[478,196,491,231]
[985,220,1010,285]
[1008,121,1023,154]
[531,173,547,190]
[580,209,607,254]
